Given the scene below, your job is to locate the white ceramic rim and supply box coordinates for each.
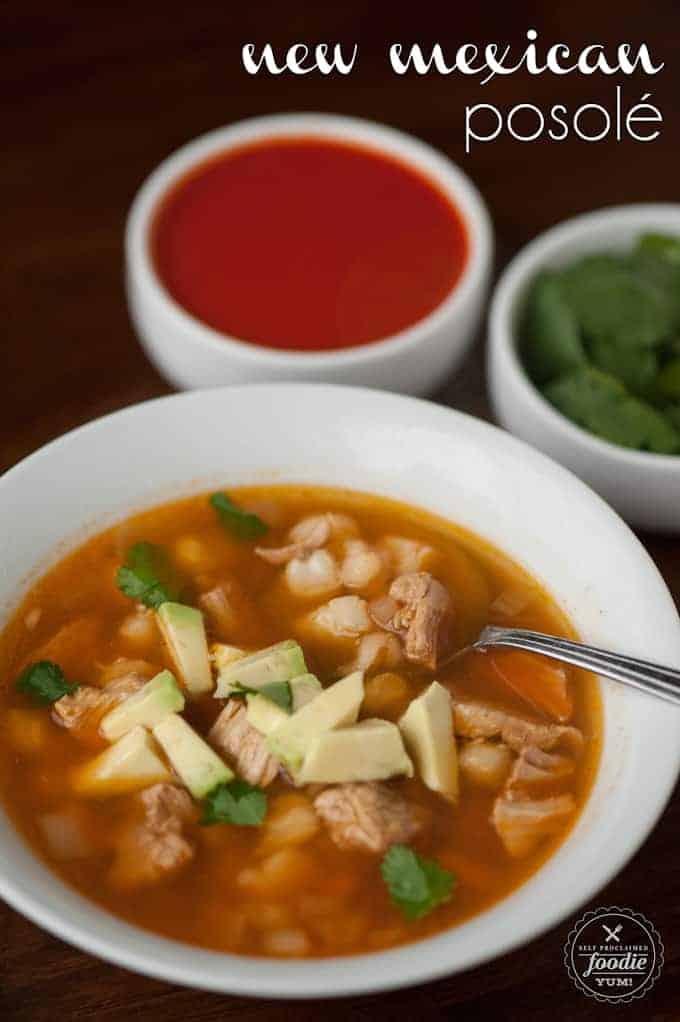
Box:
[126,112,493,367]
[489,202,680,469]
[0,384,679,999]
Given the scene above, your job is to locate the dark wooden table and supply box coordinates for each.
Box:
[2,4,679,1018]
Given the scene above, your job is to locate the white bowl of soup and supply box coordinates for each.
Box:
[0,384,678,998]
[126,113,493,395]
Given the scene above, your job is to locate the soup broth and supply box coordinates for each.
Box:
[0,487,601,958]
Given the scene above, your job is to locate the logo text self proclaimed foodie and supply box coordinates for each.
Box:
[564,906,664,1004]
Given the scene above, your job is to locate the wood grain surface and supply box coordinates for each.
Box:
[2,3,679,1018]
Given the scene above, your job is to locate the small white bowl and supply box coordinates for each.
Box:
[0,384,679,997]
[126,113,493,396]
[488,203,680,532]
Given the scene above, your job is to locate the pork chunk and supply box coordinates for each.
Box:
[453,699,583,755]
[314,782,425,854]
[52,673,145,733]
[209,702,280,787]
[370,572,451,670]
[109,783,196,889]
[506,745,575,793]
[491,793,576,857]
[140,781,196,831]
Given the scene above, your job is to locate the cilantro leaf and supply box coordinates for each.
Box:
[380,845,455,921]
[258,681,292,711]
[636,232,680,267]
[210,492,269,541]
[558,255,672,349]
[521,272,585,385]
[200,779,267,826]
[17,660,77,703]
[229,680,292,711]
[227,684,252,701]
[544,367,680,454]
[116,542,178,608]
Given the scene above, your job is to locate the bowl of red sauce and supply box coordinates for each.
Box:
[126,114,493,394]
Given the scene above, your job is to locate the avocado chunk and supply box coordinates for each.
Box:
[398,681,458,800]
[157,602,212,696]
[211,643,247,673]
[296,719,414,784]
[246,672,323,735]
[214,639,306,698]
[246,693,289,736]
[153,713,233,799]
[290,673,323,710]
[72,726,171,796]
[99,670,185,741]
[266,670,364,771]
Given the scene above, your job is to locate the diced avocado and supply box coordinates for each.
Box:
[290,673,322,710]
[398,682,458,800]
[266,670,364,771]
[211,643,247,671]
[296,719,413,784]
[214,639,306,698]
[99,670,184,741]
[157,602,212,696]
[246,673,322,736]
[246,693,289,736]
[72,726,171,797]
[153,713,233,799]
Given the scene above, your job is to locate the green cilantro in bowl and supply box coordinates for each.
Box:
[520,234,680,454]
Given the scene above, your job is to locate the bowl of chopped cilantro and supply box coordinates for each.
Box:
[488,204,680,532]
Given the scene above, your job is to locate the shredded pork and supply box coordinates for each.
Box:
[109,783,197,888]
[209,701,280,787]
[491,793,576,857]
[506,745,575,793]
[52,673,145,733]
[370,571,451,669]
[314,781,425,854]
[453,699,584,755]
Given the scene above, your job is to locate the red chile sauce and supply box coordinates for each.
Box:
[151,138,468,352]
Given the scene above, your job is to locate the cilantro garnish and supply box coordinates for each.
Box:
[230,680,292,711]
[200,779,267,826]
[16,660,77,703]
[519,236,680,455]
[210,492,269,541]
[380,845,455,921]
[116,542,178,608]
[257,681,292,711]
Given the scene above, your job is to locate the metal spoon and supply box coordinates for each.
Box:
[469,625,680,708]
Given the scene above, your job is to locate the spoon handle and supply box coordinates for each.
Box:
[474,625,680,708]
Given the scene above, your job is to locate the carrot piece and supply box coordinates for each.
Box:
[33,617,103,681]
[489,649,573,721]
